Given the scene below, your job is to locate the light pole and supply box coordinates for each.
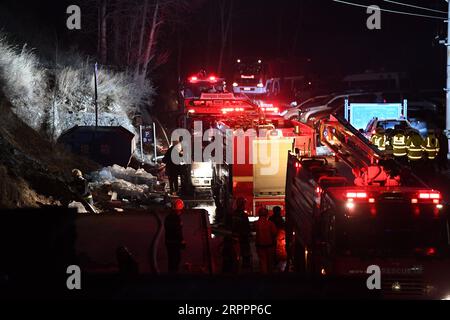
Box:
[446,0,450,158]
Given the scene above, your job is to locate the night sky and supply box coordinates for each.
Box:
[0,0,446,89]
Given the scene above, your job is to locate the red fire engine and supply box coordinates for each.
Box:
[285,112,450,298]
[182,92,316,217]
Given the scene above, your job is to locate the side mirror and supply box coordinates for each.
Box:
[359,129,364,133]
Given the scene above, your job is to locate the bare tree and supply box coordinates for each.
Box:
[100,0,108,64]
[217,0,233,75]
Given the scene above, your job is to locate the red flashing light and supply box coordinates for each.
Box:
[188,109,195,113]
[316,187,322,194]
[426,247,436,256]
[173,198,184,211]
[257,83,264,88]
[419,192,441,200]
[411,198,418,204]
[232,82,238,87]
[209,75,217,82]
[295,162,302,169]
[368,198,375,203]
[346,192,367,199]
[189,76,198,82]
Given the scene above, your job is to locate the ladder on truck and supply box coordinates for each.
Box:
[318,113,428,188]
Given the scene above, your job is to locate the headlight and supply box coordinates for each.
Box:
[442,294,450,300]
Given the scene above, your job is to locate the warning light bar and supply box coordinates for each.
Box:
[418,192,441,199]
[346,192,368,199]
[222,107,245,113]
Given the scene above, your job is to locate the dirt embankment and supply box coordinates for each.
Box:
[0,91,99,208]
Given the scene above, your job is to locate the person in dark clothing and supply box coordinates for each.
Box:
[70,169,94,206]
[164,199,186,273]
[255,208,277,274]
[162,140,183,195]
[269,206,285,230]
[231,197,252,270]
[436,128,448,172]
[269,206,287,271]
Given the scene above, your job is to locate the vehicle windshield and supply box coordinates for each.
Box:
[184,83,224,98]
[236,63,264,76]
[336,205,449,257]
[376,120,409,131]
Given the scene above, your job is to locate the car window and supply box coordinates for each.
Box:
[377,120,408,130]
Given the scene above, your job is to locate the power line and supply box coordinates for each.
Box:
[383,0,447,15]
[333,0,447,20]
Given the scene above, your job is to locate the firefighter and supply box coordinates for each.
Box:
[370,127,387,151]
[231,197,252,271]
[406,130,424,162]
[423,129,440,160]
[391,125,407,160]
[436,128,449,172]
[164,198,186,273]
[255,207,278,274]
[70,169,94,206]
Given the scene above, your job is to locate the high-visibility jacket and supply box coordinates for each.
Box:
[423,134,440,160]
[406,133,424,161]
[371,133,387,151]
[392,133,407,157]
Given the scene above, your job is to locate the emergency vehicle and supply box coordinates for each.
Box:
[232,58,268,96]
[285,112,450,299]
[182,92,316,216]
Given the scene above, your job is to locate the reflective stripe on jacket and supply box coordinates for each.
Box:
[406,134,424,161]
[392,134,407,157]
[423,135,440,160]
[372,134,386,151]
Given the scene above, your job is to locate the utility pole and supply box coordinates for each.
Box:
[446,0,450,158]
[94,62,99,128]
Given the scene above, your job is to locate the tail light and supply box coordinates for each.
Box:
[419,192,441,199]
[346,192,367,199]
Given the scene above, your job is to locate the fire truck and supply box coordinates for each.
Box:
[182,92,316,216]
[285,112,450,298]
[232,58,268,96]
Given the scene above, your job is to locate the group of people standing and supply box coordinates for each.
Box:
[371,126,448,172]
[224,198,286,274]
